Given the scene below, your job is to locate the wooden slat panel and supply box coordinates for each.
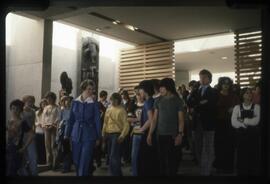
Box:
[120,64,173,73]
[121,45,173,55]
[235,30,262,87]
[120,68,173,77]
[120,42,174,91]
[236,41,262,48]
[121,41,172,52]
[235,51,261,57]
[236,32,262,39]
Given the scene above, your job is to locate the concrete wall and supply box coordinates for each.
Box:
[50,22,80,99]
[175,70,189,87]
[6,13,44,118]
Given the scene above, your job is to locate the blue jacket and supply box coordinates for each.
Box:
[65,96,101,142]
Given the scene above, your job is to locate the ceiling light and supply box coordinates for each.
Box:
[95,28,102,32]
[221,56,228,60]
[112,20,121,25]
[125,25,136,31]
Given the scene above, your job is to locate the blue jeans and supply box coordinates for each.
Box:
[107,134,122,176]
[25,139,38,176]
[72,140,95,176]
[131,134,142,176]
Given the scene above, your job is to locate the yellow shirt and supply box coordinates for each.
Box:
[102,106,130,138]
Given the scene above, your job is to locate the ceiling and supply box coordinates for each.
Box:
[16,6,261,44]
[175,46,235,73]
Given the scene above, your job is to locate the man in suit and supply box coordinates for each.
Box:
[194,69,218,176]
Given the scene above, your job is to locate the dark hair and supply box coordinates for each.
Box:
[121,90,130,100]
[199,69,212,82]
[45,91,57,103]
[138,80,155,96]
[232,84,241,97]
[99,90,108,98]
[151,79,160,92]
[80,79,95,92]
[10,99,25,112]
[188,80,197,87]
[160,78,179,98]
[110,93,122,106]
[134,86,140,90]
[217,77,233,92]
[22,95,32,103]
[38,98,48,116]
[255,80,261,89]
[240,87,252,103]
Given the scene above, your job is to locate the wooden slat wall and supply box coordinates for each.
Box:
[119,41,175,94]
[235,30,262,88]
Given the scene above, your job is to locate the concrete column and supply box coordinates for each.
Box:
[41,19,53,97]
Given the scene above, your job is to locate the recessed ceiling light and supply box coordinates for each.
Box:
[221,56,228,60]
[125,25,136,31]
[95,28,102,32]
[112,20,121,25]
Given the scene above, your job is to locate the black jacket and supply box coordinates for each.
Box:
[194,86,218,131]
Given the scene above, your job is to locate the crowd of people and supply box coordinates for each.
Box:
[6,69,261,176]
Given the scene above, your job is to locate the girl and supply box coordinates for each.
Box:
[64,80,101,176]
[231,88,260,175]
[147,78,185,176]
[42,92,60,170]
[35,98,48,165]
[102,93,130,176]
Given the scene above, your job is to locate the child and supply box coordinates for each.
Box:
[6,99,34,176]
[35,98,48,165]
[42,91,60,170]
[231,88,260,175]
[147,78,185,176]
[102,93,130,176]
[55,96,73,173]
[128,91,144,176]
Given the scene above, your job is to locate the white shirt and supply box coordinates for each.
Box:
[35,111,44,134]
[231,103,260,129]
[42,105,61,127]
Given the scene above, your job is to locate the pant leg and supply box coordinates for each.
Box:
[167,136,181,176]
[109,134,122,176]
[131,134,142,176]
[36,133,46,164]
[236,131,249,175]
[50,128,57,168]
[77,141,95,176]
[200,131,215,176]
[157,135,172,176]
[44,129,53,166]
[72,141,82,175]
[26,139,38,175]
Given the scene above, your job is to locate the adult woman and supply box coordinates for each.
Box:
[231,88,260,175]
[35,98,48,165]
[147,78,185,176]
[213,77,240,174]
[65,80,101,176]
